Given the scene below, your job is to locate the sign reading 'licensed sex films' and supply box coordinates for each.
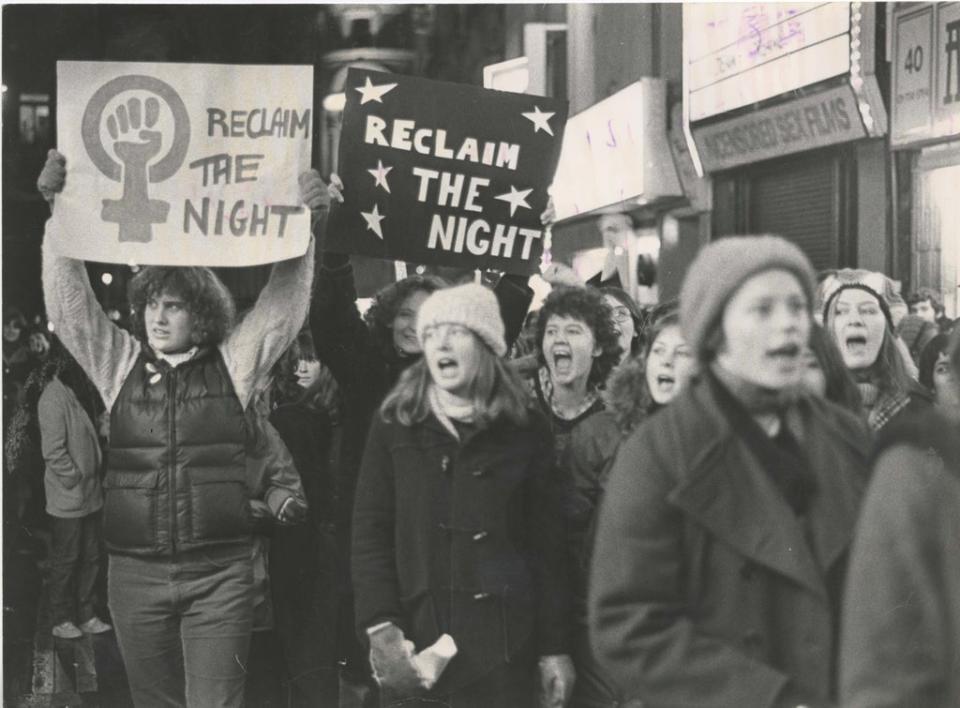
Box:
[47,61,313,267]
[326,69,568,276]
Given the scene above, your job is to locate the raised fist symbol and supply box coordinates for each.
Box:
[100,97,170,243]
[82,75,190,245]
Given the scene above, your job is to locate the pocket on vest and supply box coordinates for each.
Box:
[189,468,252,541]
[103,470,160,549]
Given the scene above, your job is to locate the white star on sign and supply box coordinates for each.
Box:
[367,160,393,193]
[521,106,555,136]
[361,204,385,240]
[494,186,533,218]
[355,77,397,105]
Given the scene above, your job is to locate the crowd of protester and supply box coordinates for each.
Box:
[3,149,957,707]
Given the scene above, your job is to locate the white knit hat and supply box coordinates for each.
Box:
[416,283,506,357]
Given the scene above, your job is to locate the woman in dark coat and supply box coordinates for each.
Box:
[821,274,932,432]
[268,331,344,706]
[840,328,960,707]
[590,236,871,708]
[352,283,573,708]
[311,176,533,696]
[559,303,693,708]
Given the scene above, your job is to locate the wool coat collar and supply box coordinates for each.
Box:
[666,376,869,600]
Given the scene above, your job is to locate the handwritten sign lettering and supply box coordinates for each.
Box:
[684,3,851,122]
[326,69,567,276]
[48,61,313,266]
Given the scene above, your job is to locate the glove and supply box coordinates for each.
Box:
[538,654,575,708]
[37,149,66,206]
[541,263,584,288]
[276,496,308,525]
[367,622,423,697]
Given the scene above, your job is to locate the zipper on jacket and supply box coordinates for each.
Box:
[167,368,178,554]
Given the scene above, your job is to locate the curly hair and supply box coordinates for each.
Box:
[535,286,621,389]
[641,300,680,358]
[128,266,236,347]
[363,274,446,357]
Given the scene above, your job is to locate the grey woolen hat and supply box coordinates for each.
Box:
[679,235,817,362]
[416,282,507,357]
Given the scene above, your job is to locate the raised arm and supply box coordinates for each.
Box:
[39,150,139,411]
[221,170,324,409]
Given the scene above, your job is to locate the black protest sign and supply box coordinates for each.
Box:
[326,69,568,276]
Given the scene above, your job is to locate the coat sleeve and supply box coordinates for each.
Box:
[559,414,620,575]
[38,385,82,489]
[220,237,315,410]
[42,235,139,411]
[527,414,572,656]
[589,424,793,707]
[493,273,533,353]
[309,251,375,389]
[840,445,956,708]
[245,408,306,517]
[351,416,404,634]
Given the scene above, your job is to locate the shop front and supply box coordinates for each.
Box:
[890,1,960,317]
[682,2,889,273]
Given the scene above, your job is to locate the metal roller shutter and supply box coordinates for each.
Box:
[748,153,840,272]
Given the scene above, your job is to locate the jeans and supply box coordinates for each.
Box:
[108,545,254,708]
[48,513,103,625]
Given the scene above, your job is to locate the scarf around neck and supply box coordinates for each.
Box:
[428,385,475,440]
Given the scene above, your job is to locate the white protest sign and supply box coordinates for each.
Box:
[48,61,313,266]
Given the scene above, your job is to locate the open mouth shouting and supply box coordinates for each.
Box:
[436,355,460,378]
[550,346,574,377]
[767,342,801,361]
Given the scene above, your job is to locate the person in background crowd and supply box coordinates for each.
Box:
[352,283,573,708]
[896,312,939,366]
[823,275,932,433]
[641,302,696,414]
[5,307,49,551]
[840,327,960,708]
[36,338,111,640]
[558,303,690,708]
[244,396,310,708]
[918,333,960,416]
[801,322,863,414]
[591,236,871,708]
[37,149,316,707]
[268,331,345,706]
[532,286,621,462]
[907,286,954,334]
[600,287,643,365]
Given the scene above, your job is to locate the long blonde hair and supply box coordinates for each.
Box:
[380,339,531,429]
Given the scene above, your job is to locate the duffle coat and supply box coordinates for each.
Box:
[351,407,570,694]
[589,374,871,707]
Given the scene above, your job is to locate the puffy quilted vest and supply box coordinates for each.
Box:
[102,348,251,556]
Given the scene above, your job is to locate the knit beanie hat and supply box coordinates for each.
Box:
[679,235,817,362]
[416,282,507,357]
[822,282,894,330]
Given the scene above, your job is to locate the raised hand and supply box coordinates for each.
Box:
[37,149,67,206]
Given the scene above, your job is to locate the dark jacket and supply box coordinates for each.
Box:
[589,374,871,707]
[840,410,960,707]
[310,253,534,540]
[103,348,251,556]
[351,408,570,693]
